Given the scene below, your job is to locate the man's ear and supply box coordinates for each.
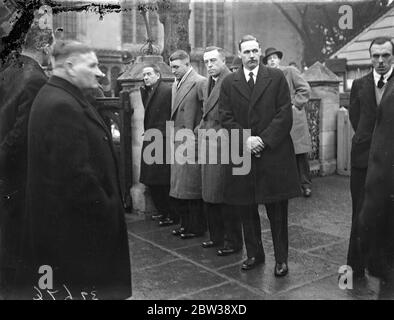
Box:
[63,59,75,77]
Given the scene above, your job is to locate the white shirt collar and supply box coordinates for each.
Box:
[243,65,259,83]
[373,66,393,87]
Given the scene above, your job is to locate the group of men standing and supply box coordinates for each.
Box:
[139,34,313,277]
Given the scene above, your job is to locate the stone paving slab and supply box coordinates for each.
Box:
[130,259,227,300]
[183,282,267,300]
[219,249,339,296]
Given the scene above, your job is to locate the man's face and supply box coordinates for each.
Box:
[267,54,281,69]
[142,67,160,87]
[239,40,261,71]
[203,49,226,77]
[69,52,104,89]
[170,59,189,81]
[370,41,393,75]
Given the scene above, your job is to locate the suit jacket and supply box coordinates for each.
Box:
[280,66,312,154]
[349,72,378,169]
[219,65,300,205]
[139,79,172,185]
[358,73,394,279]
[198,67,231,203]
[24,76,131,299]
[169,68,207,199]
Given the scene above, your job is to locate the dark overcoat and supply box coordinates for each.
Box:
[169,69,207,199]
[0,55,47,292]
[358,74,394,279]
[219,65,301,205]
[349,72,378,169]
[139,79,172,186]
[25,76,131,299]
[197,67,231,203]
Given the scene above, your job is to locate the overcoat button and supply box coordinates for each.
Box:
[103,136,109,141]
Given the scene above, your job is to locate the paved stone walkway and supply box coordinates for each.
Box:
[125,175,382,300]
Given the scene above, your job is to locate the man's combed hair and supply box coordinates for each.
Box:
[238,35,260,51]
[143,63,161,75]
[52,40,93,61]
[169,50,190,62]
[204,46,226,59]
[369,37,394,54]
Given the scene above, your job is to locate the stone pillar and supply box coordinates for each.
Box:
[303,62,341,176]
[118,55,174,214]
[158,0,191,63]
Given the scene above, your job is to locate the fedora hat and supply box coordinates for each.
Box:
[262,47,283,64]
[230,56,242,70]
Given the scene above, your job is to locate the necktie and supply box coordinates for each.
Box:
[248,72,254,90]
[209,79,216,96]
[377,74,385,89]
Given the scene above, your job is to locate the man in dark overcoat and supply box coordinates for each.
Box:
[169,50,207,239]
[0,23,53,298]
[24,40,131,299]
[357,37,394,282]
[139,63,175,226]
[197,46,243,254]
[219,35,300,276]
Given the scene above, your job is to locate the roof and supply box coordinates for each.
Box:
[330,7,394,67]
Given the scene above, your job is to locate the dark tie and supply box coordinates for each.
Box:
[377,74,385,89]
[248,72,254,90]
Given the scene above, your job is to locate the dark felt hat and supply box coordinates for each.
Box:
[262,47,283,64]
[230,56,242,70]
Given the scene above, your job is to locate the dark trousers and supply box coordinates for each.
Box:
[148,184,175,221]
[171,198,206,235]
[347,167,367,275]
[296,153,312,190]
[205,202,243,249]
[232,200,289,262]
[265,200,289,263]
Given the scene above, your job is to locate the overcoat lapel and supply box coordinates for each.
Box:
[362,72,378,109]
[250,65,271,108]
[203,68,230,117]
[144,80,160,114]
[232,68,251,102]
[171,70,197,118]
[379,72,394,107]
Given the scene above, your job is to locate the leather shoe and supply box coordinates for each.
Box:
[217,247,241,256]
[180,233,202,239]
[158,218,175,227]
[172,227,185,236]
[274,262,289,277]
[151,214,164,221]
[201,240,216,248]
[303,188,312,198]
[241,256,265,271]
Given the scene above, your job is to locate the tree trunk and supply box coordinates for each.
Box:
[157,0,191,64]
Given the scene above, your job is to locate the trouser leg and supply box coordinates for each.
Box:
[222,204,243,250]
[296,153,312,190]
[239,204,264,258]
[205,202,224,244]
[265,200,289,263]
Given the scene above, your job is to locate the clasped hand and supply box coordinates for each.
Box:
[246,136,264,154]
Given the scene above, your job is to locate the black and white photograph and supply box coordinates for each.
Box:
[1,0,394,305]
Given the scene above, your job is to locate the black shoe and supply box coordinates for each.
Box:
[172,227,185,236]
[180,233,203,240]
[151,214,164,221]
[241,255,265,271]
[201,240,216,248]
[303,188,312,198]
[274,262,289,277]
[158,218,175,227]
[217,247,241,256]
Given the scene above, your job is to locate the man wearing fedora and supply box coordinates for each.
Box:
[263,47,312,198]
